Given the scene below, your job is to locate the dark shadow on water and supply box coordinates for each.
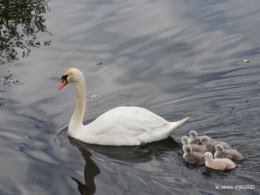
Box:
[0,0,52,64]
[68,134,179,163]
[67,134,180,195]
[70,146,100,195]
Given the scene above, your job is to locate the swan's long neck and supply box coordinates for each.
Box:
[68,76,86,137]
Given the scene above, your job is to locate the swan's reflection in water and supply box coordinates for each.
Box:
[69,138,100,195]
[68,137,180,195]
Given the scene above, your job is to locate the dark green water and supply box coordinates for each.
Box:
[0,0,260,194]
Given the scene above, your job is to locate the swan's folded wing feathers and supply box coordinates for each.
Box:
[87,112,123,135]
[122,113,165,130]
[87,107,167,136]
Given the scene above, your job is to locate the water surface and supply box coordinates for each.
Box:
[0,0,260,194]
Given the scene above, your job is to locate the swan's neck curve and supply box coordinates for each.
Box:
[68,76,86,137]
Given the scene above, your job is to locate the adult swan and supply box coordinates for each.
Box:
[58,68,188,146]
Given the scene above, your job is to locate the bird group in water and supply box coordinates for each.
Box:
[182,130,243,170]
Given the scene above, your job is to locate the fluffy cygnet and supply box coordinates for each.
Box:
[181,136,207,153]
[188,130,201,145]
[200,136,231,154]
[214,144,243,161]
[183,145,205,165]
[188,130,215,145]
[204,152,236,170]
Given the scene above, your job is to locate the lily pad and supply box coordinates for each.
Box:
[13,81,24,85]
[242,59,249,63]
[88,94,98,99]
[96,62,102,65]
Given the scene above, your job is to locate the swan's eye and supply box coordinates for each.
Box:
[61,75,68,81]
[58,75,69,90]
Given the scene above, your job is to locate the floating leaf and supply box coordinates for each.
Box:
[88,94,98,99]
[13,81,24,85]
[242,59,249,63]
[96,62,102,65]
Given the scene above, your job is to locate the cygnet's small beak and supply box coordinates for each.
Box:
[58,79,68,90]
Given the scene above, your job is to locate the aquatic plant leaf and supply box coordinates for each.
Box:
[242,59,249,63]
[88,94,98,99]
[13,81,24,85]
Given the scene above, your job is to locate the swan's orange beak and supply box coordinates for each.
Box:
[58,79,68,90]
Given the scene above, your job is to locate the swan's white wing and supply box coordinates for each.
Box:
[87,107,168,135]
[77,106,187,145]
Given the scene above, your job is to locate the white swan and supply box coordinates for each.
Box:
[58,68,188,146]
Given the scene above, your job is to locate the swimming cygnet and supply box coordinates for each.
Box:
[214,144,243,161]
[181,136,207,153]
[200,136,231,154]
[188,130,215,145]
[183,145,205,165]
[203,152,236,170]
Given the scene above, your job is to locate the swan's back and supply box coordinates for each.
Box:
[76,106,188,146]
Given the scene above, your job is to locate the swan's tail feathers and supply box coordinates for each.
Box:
[170,117,189,133]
